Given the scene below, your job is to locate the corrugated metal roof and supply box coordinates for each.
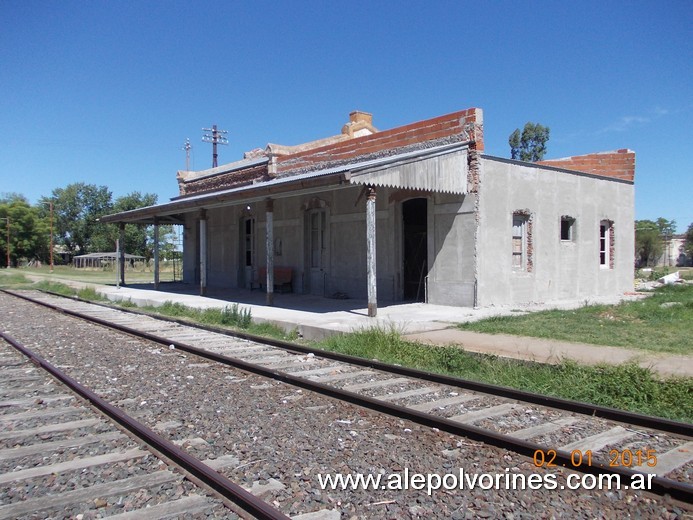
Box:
[350,146,468,194]
[100,142,468,224]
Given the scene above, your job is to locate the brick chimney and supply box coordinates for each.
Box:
[342,111,377,138]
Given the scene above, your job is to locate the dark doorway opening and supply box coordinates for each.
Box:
[402,198,427,301]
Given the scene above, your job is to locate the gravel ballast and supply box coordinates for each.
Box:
[1,292,690,519]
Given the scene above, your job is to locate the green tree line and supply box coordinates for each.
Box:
[0,183,174,267]
[635,218,692,267]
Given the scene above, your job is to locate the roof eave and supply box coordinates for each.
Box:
[99,172,349,225]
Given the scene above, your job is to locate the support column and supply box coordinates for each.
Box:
[153,218,160,290]
[118,223,126,286]
[265,199,274,306]
[199,210,207,296]
[366,186,377,317]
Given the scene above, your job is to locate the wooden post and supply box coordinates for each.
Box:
[115,238,120,288]
[265,199,274,306]
[153,219,160,290]
[366,186,377,317]
[199,210,207,296]
[118,223,126,286]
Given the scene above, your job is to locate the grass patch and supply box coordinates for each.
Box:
[0,271,30,286]
[457,284,693,354]
[678,268,693,281]
[76,287,108,301]
[32,280,78,297]
[20,265,177,285]
[316,328,693,422]
[119,300,289,340]
[5,279,291,342]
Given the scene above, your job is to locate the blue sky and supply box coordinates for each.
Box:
[1,1,691,231]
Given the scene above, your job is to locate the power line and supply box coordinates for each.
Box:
[182,138,192,171]
[202,125,228,168]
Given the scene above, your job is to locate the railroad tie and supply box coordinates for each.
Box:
[448,403,519,424]
[0,470,180,520]
[560,426,636,453]
[631,441,693,476]
[409,393,478,413]
[0,448,149,485]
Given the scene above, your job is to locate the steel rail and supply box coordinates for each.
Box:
[13,288,692,438]
[0,331,290,520]
[3,290,691,503]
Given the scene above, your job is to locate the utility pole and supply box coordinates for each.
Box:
[0,217,9,268]
[182,138,192,171]
[48,202,54,272]
[42,202,54,272]
[202,125,228,168]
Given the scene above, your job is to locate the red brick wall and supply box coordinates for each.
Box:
[276,108,483,174]
[537,149,635,182]
[180,164,269,196]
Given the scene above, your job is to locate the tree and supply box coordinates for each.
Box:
[0,195,48,266]
[92,192,158,258]
[635,220,662,267]
[634,218,677,267]
[509,122,550,162]
[685,223,693,260]
[655,218,676,239]
[42,183,113,255]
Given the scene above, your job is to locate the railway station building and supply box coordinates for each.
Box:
[100,107,635,315]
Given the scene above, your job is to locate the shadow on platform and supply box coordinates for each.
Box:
[120,281,392,316]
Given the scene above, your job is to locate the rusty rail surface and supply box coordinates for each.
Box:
[0,329,289,520]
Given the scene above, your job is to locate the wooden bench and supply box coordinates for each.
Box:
[257,266,293,293]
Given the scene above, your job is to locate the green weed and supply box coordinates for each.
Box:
[316,328,692,422]
[0,272,30,286]
[76,287,107,301]
[457,284,693,354]
[33,281,78,297]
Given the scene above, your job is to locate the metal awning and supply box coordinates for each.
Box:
[99,142,469,225]
[349,146,468,194]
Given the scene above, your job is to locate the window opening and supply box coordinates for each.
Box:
[512,210,533,272]
[561,216,575,241]
[512,216,526,270]
[600,220,613,268]
[244,217,255,267]
[310,209,326,269]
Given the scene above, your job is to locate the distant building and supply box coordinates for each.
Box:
[101,107,635,312]
[657,234,691,267]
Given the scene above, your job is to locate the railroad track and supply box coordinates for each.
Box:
[2,288,692,507]
[0,343,253,519]
[0,326,295,518]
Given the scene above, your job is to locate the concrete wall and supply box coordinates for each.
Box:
[655,237,690,267]
[476,157,634,306]
[182,214,197,284]
[180,183,477,306]
[427,192,476,306]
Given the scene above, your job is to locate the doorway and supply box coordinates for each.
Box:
[239,217,255,288]
[306,209,327,295]
[402,198,427,301]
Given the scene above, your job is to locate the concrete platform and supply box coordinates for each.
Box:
[77,281,467,340]
[59,280,637,338]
